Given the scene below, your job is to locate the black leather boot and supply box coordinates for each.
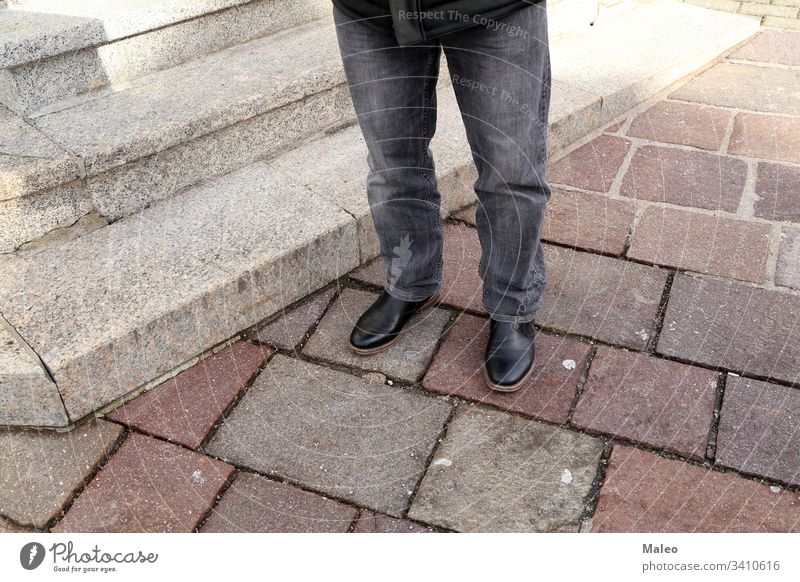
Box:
[349,291,439,355]
[484,319,536,392]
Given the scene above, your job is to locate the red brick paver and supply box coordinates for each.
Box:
[547,134,632,192]
[729,30,800,67]
[716,376,800,487]
[201,472,357,533]
[572,347,717,460]
[252,286,337,350]
[423,314,591,423]
[776,225,800,289]
[620,145,746,212]
[754,162,800,222]
[352,511,435,533]
[592,445,800,533]
[729,113,800,165]
[55,433,234,532]
[108,341,270,449]
[626,101,731,151]
[627,206,772,283]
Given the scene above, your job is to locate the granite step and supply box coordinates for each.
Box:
[0,0,329,116]
[0,0,759,428]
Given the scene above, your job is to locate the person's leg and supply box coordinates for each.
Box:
[442,2,551,322]
[333,6,444,301]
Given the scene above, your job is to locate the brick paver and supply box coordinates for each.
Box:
[352,510,435,533]
[729,113,800,165]
[55,433,234,532]
[592,445,800,532]
[543,188,636,255]
[657,274,800,385]
[572,347,717,460]
[626,101,731,151]
[252,286,337,350]
[108,341,269,449]
[547,135,632,193]
[538,245,667,349]
[754,162,800,222]
[408,406,604,532]
[200,472,357,533]
[729,30,800,66]
[0,420,122,528]
[423,314,591,423]
[716,376,800,487]
[776,225,800,289]
[204,355,452,517]
[620,145,746,212]
[303,288,450,382]
[627,206,772,283]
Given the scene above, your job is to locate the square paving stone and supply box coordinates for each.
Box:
[55,433,234,532]
[729,113,800,165]
[729,30,800,67]
[716,376,800,487]
[547,134,632,193]
[352,510,435,533]
[204,355,452,517]
[620,145,746,212]
[252,286,337,350]
[543,188,636,255]
[0,419,122,528]
[107,341,270,449]
[303,288,451,383]
[671,63,800,115]
[423,314,591,423]
[657,274,800,385]
[626,101,731,151]
[408,406,603,532]
[776,225,800,289]
[572,346,717,460]
[754,162,800,222]
[627,206,772,283]
[592,445,800,532]
[538,245,667,349]
[200,472,357,533]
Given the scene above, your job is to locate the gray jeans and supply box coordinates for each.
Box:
[333,2,551,322]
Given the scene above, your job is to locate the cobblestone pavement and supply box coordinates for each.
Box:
[1,30,799,534]
[687,0,800,30]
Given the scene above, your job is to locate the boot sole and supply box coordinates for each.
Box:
[348,292,441,356]
[483,359,535,393]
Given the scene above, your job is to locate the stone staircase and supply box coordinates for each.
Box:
[0,0,759,428]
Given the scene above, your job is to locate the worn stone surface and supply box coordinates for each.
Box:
[716,376,800,487]
[0,420,122,528]
[776,225,800,289]
[303,288,450,383]
[15,211,107,256]
[754,162,800,222]
[593,445,800,532]
[538,245,667,349]
[572,347,718,460]
[730,30,800,66]
[253,286,336,350]
[671,63,800,115]
[205,355,452,517]
[55,433,234,532]
[547,135,631,192]
[626,101,731,151]
[729,113,800,165]
[0,161,359,422]
[108,341,270,449]
[200,472,357,533]
[627,206,772,283]
[409,406,604,532]
[424,314,590,423]
[0,517,22,532]
[657,274,800,384]
[352,510,435,533]
[620,145,746,212]
[0,321,67,427]
[544,187,636,255]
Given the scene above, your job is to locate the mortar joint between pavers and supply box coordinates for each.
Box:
[705,371,728,463]
[566,343,599,425]
[578,438,614,528]
[645,270,676,354]
[193,466,240,533]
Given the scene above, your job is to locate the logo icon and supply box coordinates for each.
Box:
[20,542,46,570]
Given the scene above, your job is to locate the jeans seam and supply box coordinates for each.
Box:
[385,282,440,303]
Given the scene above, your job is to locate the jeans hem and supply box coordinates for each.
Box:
[385,282,441,303]
[487,311,537,324]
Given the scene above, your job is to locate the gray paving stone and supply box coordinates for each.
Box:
[776,225,800,289]
[408,405,604,532]
[0,419,123,528]
[205,355,452,517]
[303,288,451,383]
